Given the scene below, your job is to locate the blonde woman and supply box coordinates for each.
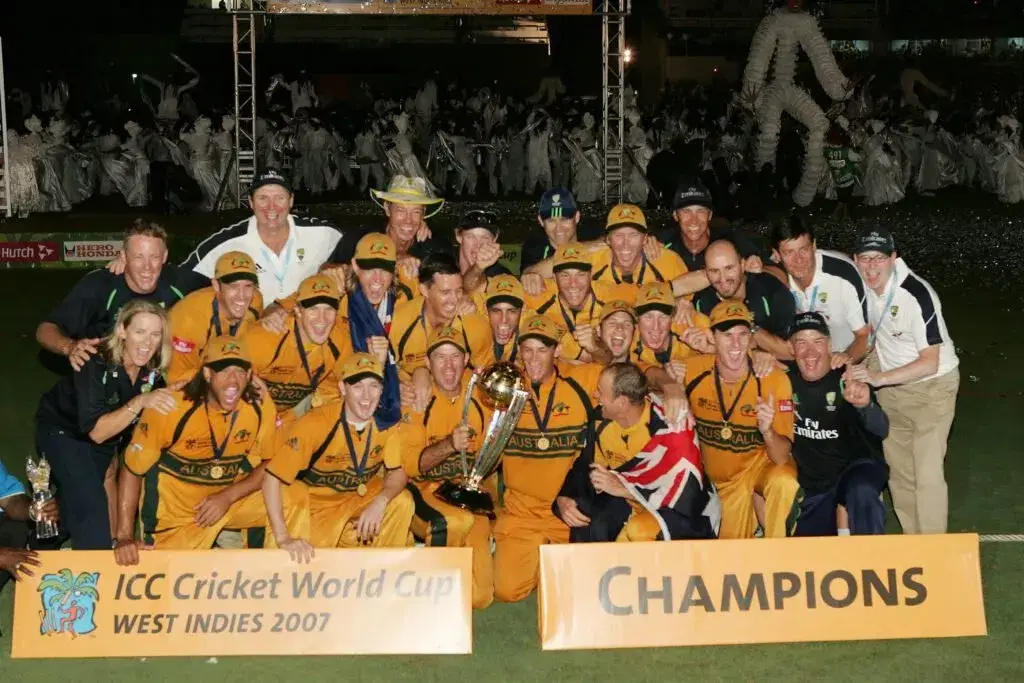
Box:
[34,300,176,550]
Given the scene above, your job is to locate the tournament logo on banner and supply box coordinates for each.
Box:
[13,549,472,658]
[0,241,60,264]
[538,534,987,650]
[63,240,124,263]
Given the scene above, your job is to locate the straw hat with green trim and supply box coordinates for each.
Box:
[370,175,445,218]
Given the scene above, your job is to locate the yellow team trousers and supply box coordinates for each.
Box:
[715,457,802,539]
[615,507,662,542]
[268,477,415,548]
[406,480,496,610]
[493,490,570,603]
[148,490,269,550]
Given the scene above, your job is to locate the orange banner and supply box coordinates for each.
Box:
[539,534,987,650]
[267,0,592,16]
[12,548,472,658]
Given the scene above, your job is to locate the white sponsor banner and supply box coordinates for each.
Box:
[63,240,124,262]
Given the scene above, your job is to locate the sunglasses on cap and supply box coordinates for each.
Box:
[459,210,499,231]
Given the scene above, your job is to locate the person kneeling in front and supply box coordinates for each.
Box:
[263,353,414,561]
[788,313,889,536]
[555,362,719,542]
[114,337,276,564]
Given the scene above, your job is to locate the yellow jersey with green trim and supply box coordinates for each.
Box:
[682,355,794,484]
[502,363,603,510]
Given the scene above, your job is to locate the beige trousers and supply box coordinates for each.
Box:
[876,368,960,534]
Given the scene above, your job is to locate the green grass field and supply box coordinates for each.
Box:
[1,198,1023,682]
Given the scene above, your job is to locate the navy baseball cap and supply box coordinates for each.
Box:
[538,189,578,219]
[853,227,895,256]
[458,209,500,235]
[672,179,714,211]
[788,312,831,339]
[249,169,291,195]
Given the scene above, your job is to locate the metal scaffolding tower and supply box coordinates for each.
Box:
[231,2,263,207]
[227,3,626,206]
[600,0,627,205]
[0,37,11,218]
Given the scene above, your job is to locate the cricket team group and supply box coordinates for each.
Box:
[2,169,960,610]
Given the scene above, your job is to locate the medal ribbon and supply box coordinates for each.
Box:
[493,330,519,364]
[612,253,647,285]
[557,294,597,334]
[294,319,327,390]
[340,416,374,480]
[868,272,898,348]
[528,375,559,435]
[206,405,240,461]
[791,284,819,314]
[713,359,753,431]
[259,235,293,290]
[211,298,242,338]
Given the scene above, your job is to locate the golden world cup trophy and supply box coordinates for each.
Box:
[26,455,59,540]
[436,362,529,519]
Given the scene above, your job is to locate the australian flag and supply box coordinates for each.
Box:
[555,396,720,542]
[611,398,721,540]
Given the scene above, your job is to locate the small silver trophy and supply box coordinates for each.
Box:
[26,455,59,540]
[436,362,529,519]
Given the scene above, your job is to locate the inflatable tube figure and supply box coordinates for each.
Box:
[741,0,850,206]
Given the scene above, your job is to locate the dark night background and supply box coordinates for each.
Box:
[0,1,1022,107]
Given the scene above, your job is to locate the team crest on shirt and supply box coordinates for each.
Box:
[234,429,251,442]
[890,305,899,317]
[819,292,828,304]
[286,436,300,450]
[372,445,383,456]
[297,248,305,262]
[552,401,571,417]
[826,392,837,412]
[740,404,757,418]
[138,422,149,436]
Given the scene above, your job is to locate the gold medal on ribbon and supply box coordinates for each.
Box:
[210,465,224,480]
[536,436,550,451]
[720,426,733,441]
[357,483,368,497]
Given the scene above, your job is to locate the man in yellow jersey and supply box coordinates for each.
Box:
[322,233,409,426]
[166,251,263,384]
[523,242,620,364]
[630,282,713,373]
[556,363,718,542]
[389,252,491,405]
[246,274,347,426]
[477,274,526,366]
[453,209,512,297]
[399,326,496,609]
[683,301,801,539]
[114,337,277,564]
[262,353,414,561]
[598,300,638,364]
[523,205,688,302]
[494,314,604,603]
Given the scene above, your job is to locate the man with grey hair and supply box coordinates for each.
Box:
[555,362,717,543]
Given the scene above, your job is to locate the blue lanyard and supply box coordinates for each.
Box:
[792,285,819,314]
[868,274,897,347]
[259,237,294,290]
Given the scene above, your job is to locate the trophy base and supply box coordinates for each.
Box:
[435,481,496,520]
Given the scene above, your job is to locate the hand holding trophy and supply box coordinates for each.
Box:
[26,455,60,540]
[436,362,529,519]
